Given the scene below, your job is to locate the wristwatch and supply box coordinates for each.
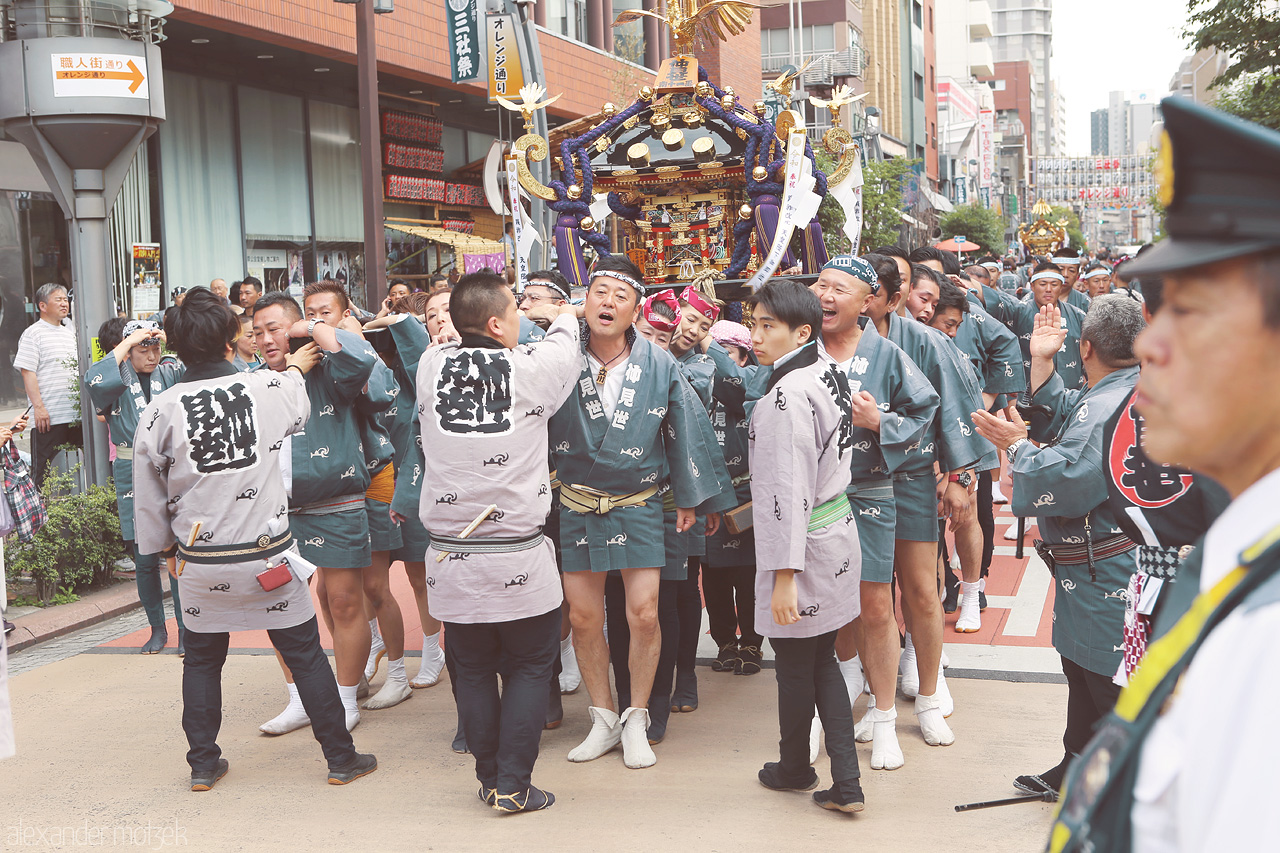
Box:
[307,318,321,336]
[1006,438,1028,464]
[948,470,974,488]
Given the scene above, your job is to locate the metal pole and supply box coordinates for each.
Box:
[356,0,387,310]
[69,169,114,488]
[512,0,551,266]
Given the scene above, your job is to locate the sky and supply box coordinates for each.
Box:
[1051,0,1194,153]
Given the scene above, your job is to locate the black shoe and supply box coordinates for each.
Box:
[671,670,698,713]
[1013,756,1068,800]
[710,642,740,673]
[979,590,988,612]
[758,761,820,792]
[478,785,497,807]
[328,753,377,785]
[190,758,229,792]
[943,572,959,614]
[494,786,555,814]
[3,618,14,636]
[176,627,186,657]
[647,712,668,745]
[141,626,167,655]
[736,645,763,676]
[813,784,865,813]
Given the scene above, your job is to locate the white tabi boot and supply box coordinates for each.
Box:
[620,707,657,769]
[862,704,904,770]
[956,581,982,633]
[364,657,413,710]
[411,632,445,689]
[567,706,622,762]
[809,717,822,765]
[838,656,866,705]
[364,619,386,681]
[914,692,955,746]
[559,634,581,695]
[259,683,310,735]
[936,666,954,718]
[855,694,877,743]
[899,633,919,698]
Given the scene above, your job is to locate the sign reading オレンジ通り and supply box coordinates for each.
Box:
[51,53,148,99]
[487,13,525,103]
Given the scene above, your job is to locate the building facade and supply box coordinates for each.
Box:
[986,0,1052,157]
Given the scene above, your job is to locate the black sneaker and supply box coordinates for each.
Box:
[1013,757,1067,800]
[710,642,740,672]
[3,618,14,636]
[737,645,763,676]
[813,784,865,813]
[758,761,819,792]
[328,753,377,785]
[190,758,229,792]
[494,786,555,814]
[943,572,959,614]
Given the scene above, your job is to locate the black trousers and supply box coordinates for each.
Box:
[447,607,560,793]
[978,471,995,576]
[772,631,861,788]
[31,421,82,490]
[606,572,677,729]
[703,563,762,648]
[182,616,354,773]
[1061,655,1122,758]
[675,558,703,675]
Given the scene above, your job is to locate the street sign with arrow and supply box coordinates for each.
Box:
[50,53,149,99]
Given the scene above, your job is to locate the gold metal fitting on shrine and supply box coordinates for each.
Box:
[720,94,736,112]
[650,111,671,128]
[739,203,753,220]
[602,102,617,118]
[662,128,685,150]
[692,136,715,161]
[580,216,596,231]
[695,81,713,98]
[754,100,767,116]
[627,142,651,167]
[683,109,703,127]
[566,184,582,200]
[751,166,767,181]
[639,85,654,101]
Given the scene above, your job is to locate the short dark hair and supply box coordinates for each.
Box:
[252,291,303,323]
[747,279,821,335]
[169,287,239,365]
[97,317,128,354]
[873,245,909,260]
[450,270,512,335]
[909,245,960,275]
[395,292,432,316]
[1055,246,1080,261]
[865,253,903,298]
[1032,259,1063,277]
[591,253,645,283]
[429,273,448,287]
[936,280,971,316]
[909,263,945,290]
[241,276,263,294]
[303,280,350,312]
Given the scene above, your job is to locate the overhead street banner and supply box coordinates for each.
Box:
[487,13,525,103]
[447,0,481,83]
[51,53,148,98]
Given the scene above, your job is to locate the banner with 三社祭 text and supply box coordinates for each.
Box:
[447,0,481,84]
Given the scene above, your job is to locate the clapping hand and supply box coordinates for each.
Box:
[1029,303,1067,360]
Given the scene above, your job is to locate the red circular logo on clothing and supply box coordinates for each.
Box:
[1109,396,1193,509]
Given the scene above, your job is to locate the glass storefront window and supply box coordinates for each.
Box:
[238,87,311,243]
[158,73,243,294]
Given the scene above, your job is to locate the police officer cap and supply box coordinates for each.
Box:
[822,254,878,286]
[1123,97,1280,277]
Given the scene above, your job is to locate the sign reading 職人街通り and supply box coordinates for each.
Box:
[447,0,481,84]
[487,13,525,103]
[51,53,149,99]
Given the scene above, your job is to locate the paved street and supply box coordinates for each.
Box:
[2,498,1064,852]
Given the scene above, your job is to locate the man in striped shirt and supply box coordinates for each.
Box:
[13,283,80,488]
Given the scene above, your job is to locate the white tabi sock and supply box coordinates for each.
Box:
[338,683,360,731]
[364,657,413,710]
[369,618,383,642]
[364,620,387,680]
[412,632,445,688]
[838,656,866,705]
[914,691,955,747]
[956,581,982,633]
[559,634,581,694]
[260,682,310,735]
[863,705,904,771]
[899,633,919,698]
[387,656,407,684]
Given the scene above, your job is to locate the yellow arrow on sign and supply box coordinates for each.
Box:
[55,59,145,94]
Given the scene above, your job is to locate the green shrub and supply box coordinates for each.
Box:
[4,466,125,604]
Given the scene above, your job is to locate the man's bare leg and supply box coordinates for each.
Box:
[322,566,372,730]
[896,540,954,746]
[363,551,412,709]
[852,581,906,768]
[953,514,984,633]
[618,566,661,768]
[564,570,624,762]
[402,561,446,687]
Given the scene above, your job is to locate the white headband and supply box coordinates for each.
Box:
[1083,268,1112,279]
[1050,256,1078,265]
[980,262,1002,272]
[1030,271,1065,284]
[591,269,645,296]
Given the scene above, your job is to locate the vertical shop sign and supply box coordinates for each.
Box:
[448,0,481,84]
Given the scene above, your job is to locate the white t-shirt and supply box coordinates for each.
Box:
[587,352,630,420]
[13,318,79,425]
